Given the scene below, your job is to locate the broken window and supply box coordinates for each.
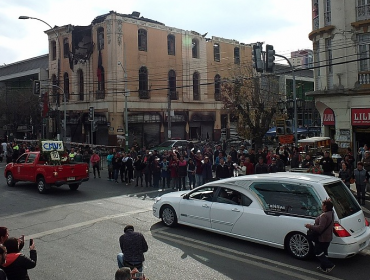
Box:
[214,43,220,62]
[63,38,69,58]
[78,69,84,101]
[234,47,240,64]
[138,29,147,51]
[139,66,149,99]
[193,72,200,100]
[214,74,221,101]
[51,41,56,61]
[97,66,105,96]
[192,39,198,58]
[64,73,69,101]
[97,27,104,50]
[52,74,58,105]
[167,34,175,55]
[168,70,177,99]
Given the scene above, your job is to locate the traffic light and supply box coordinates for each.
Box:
[285,120,293,134]
[265,44,275,73]
[92,121,98,132]
[88,106,94,121]
[33,80,41,95]
[276,126,285,136]
[252,45,263,73]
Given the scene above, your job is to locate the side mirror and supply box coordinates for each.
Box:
[183,194,189,199]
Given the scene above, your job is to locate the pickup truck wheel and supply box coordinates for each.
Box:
[69,184,80,191]
[6,172,15,187]
[37,177,49,194]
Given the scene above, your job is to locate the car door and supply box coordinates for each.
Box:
[210,187,244,233]
[12,154,28,180]
[178,186,216,228]
[22,153,37,182]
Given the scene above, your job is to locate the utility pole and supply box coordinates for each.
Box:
[167,92,171,140]
[124,43,129,152]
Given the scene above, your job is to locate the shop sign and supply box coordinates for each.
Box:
[351,108,370,126]
[323,108,335,126]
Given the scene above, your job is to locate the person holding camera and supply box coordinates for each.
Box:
[115,267,148,280]
[1,237,37,280]
[117,225,148,272]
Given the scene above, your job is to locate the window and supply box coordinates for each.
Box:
[250,182,322,217]
[97,27,104,50]
[326,38,332,74]
[214,74,221,101]
[77,69,84,101]
[314,42,320,77]
[193,72,200,100]
[359,33,370,71]
[63,38,69,58]
[97,66,105,97]
[64,73,69,101]
[138,29,147,51]
[168,70,177,100]
[215,188,252,206]
[324,0,331,25]
[214,43,220,62]
[17,154,28,164]
[26,154,37,164]
[192,39,198,58]
[51,40,56,60]
[52,74,58,104]
[167,34,175,55]
[188,186,216,201]
[234,47,240,64]
[139,66,149,99]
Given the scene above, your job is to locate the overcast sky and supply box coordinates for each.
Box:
[0,0,313,65]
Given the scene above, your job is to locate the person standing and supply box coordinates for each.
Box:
[194,152,203,187]
[308,161,324,174]
[201,157,213,184]
[2,237,37,280]
[187,158,196,189]
[305,199,335,273]
[177,156,187,191]
[352,162,369,205]
[126,154,134,185]
[215,158,229,180]
[255,157,269,174]
[169,155,179,190]
[320,151,334,176]
[90,151,101,179]
[113,153,121,184]
[117,225,148,272]
[160,157,170,189]
[107,151,114,181]
[338,162,351,188]
[134,155,144,187]
[151,157,161,190]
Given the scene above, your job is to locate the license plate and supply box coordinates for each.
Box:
[67,177,75,181]
[359,241,366,249]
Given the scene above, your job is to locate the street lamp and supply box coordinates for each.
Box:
[118,56,129,151]
[19,16,63,139]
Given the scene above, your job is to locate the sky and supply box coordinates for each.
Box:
[0,0,313,65]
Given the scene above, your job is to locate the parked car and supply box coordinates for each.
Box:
[150,140,188,152]
[153,173,370,259]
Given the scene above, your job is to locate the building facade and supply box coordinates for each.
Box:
[308,0,370,152]
[44,11,252,147]
[289,49,313,69]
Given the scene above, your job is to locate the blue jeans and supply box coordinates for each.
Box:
[117,253,143,272]
[195,174,202,187]
[188,174,195,189]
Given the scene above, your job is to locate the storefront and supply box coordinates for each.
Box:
[322,107,335,139]
[351,108,370,152]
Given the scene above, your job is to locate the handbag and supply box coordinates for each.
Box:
[306,212,333,243]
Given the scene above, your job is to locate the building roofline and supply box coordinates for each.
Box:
[0,54,48,69]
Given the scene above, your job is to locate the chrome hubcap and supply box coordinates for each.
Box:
[289,234,310,258]
[162,208,174,225]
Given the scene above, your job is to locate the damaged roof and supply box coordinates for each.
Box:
[92,10,165,26]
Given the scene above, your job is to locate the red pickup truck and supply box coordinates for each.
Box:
[4,151,89,193]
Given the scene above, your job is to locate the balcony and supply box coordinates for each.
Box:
[139,89,150,99]
[358,71,370,85]
[357,4,370,21]
[313,16,319,30]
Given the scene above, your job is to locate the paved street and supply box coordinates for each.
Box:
[1,163,370,280]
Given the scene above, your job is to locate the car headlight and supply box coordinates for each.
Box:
[154,197,162,204]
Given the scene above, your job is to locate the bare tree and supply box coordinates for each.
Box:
[221,65,281,148]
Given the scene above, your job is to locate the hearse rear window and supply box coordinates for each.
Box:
[250,182,321,217]
[324,181,361,219]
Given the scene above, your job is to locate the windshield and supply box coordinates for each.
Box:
[324,181,361,219]
[157,141,173,147]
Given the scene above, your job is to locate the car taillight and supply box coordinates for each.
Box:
[365,218,370,227]
[333,222,351,237]
[86,169,89,174]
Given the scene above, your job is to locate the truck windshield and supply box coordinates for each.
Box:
[324,181,361,219]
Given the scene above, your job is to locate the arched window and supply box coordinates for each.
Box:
[64,73,69,101]
[51,74,58,104]
[214,43,220,62]
[193,72,200,100]
[139,66,149,99]
[97,27,104,50]
[168,70,177,100]
[234,47,240,64]
[77,69,84,101]
[167,34,175,55]
[51,41,56,60]
[214,74,221,101]
[192,39,198,58]
[138,29,147,51]
[63,38,69,58]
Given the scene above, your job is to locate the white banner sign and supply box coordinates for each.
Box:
[41,141,64,152]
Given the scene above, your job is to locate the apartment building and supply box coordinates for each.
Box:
[308,0,370,151]
[45,11,251,147]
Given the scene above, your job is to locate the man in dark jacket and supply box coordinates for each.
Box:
[320,151,334,176]
[215,158,230,180]
[2,237,37,280]
[255,157,269,174]
[117,225,148,271]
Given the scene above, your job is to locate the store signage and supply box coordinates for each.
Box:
[351,108,370,126]
[323,108,335,126]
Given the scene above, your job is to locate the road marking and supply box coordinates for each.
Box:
[152,229,343,280]
[24,207,152,240]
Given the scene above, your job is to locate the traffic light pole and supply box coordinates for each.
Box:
[275,53,298,147]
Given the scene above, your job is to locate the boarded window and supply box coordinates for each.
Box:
[214,74,221,101]
[78,69,84,101]
[138,29,147,51]
[51,41,56,60]
[52,74,58,104]
[192,39,198,58]
[64,73,69,101]
[193,72,200,100]
[234,47,240,64]
[63,38,69,58]
[139,66,149,99]
[214,43,220,62]
[167,34,175,55]
[168,70,177,100]
[97,27,104,50]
